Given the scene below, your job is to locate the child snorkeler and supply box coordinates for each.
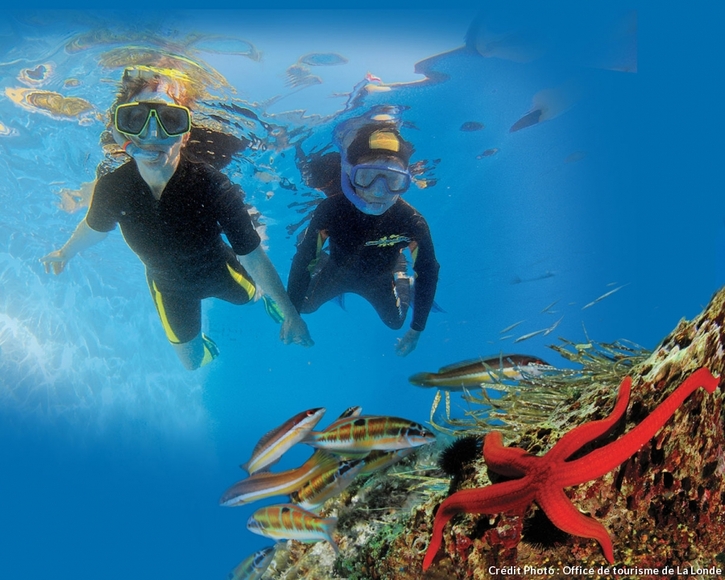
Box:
[287,116,439,356]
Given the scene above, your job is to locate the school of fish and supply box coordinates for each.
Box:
[222,406,435,577]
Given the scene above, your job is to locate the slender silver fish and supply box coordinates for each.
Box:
[543,315,564,335]
[247,504,338,554]
[408,354,552,390]
[582,284,628,309]
[241,407,326,474]
[227,545,275,580]
[500,320,525,334]
[513,328,548,343]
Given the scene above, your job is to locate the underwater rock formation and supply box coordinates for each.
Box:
[266,286,725,579]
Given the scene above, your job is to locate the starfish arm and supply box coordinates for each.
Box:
[559,367,719,487]
[483,430,535,477]
[422,479,534,571]
[547,376,632,462]
[537,486,614,563]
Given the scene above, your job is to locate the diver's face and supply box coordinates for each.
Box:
[126,87,189,166]
[351,157,408,215]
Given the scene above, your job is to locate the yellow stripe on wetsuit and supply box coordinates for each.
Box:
[226,263,256,300]
[150,264,254,344]
[151,280,182,343]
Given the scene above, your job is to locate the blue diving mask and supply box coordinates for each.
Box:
[349,163,411,193]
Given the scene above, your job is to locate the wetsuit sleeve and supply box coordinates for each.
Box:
[410,216,440,332]
[287,202,328,312]
[84,175,119,233]
[211,171,261,255]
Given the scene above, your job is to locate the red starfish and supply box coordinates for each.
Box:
[423,367,719,570]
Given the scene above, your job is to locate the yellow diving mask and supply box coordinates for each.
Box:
[114,101,191,137]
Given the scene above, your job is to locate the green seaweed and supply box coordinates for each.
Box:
[428,338,650,438]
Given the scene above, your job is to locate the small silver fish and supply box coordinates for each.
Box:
[513,328,548,343]
[241,407,326,474]
[582,284,628,310]
[543,316,564,336]
[500,320,525,334]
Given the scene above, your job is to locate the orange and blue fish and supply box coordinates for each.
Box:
[241,407,326,474]
[303,415,435,453]
[289,457,367,510]
[247,504,338,554]
[359,448,416,475]
[226,545,275,580]
[408,354,553,390]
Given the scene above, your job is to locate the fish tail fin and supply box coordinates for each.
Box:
[408,372,435,387]
[261,294,285,323]
[321,517,339,554]
[301,431,321,445]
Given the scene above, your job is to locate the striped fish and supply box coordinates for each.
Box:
[408,354,552,390]
[227,545,275,580]
[247,504,338,554]
[303,415,435,453]
[220,450,339,507]
[241,407,326,474]
[359,448,416,475]
[289,457,366,510]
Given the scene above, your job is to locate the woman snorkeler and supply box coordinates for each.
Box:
[41,66,313,370]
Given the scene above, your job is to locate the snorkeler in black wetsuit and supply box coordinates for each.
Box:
[86,154,261,345]
[41,66,312,370]
[287,120,439,356]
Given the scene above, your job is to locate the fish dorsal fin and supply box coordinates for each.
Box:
[249,425,284,456]
[338,406,363,419]
[437,358,495,372]
[437,354,548,373]
[249,408,325,457]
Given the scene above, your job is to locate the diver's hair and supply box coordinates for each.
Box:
[116,68,194,108]
[106,67,196,132]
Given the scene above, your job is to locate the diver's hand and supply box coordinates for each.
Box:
[395,328,421,357]
[280,312,314,347]
[40,249,69,275]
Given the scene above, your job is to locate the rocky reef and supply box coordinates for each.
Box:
[264,286,725,579]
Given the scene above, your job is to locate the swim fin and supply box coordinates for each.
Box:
[200,334,220,367]
[261,295,285,323]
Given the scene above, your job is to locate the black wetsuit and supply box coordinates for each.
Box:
[287,194,439,331]
[85,154,261,344]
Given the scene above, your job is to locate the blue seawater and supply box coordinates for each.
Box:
[0,6,723,579]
